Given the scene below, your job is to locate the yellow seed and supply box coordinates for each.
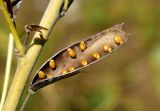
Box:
[80,59,88,66]
[68,66,75,72]
[38,71,46,79]
[61,70,67,74]
[47,73,52,79]
[67,48,76,58]
[92,52,100,59]
[79,41,86,51]
[49,59,56,69]
[114,35,123,44]
[102,44,112,52]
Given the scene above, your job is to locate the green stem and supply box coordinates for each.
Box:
[2,0,65,111]
[0,0,24,54]
[19,93,31,111]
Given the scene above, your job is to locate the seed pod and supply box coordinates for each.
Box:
[29,23,129,92]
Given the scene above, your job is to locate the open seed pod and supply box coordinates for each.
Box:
[29,23,129,92]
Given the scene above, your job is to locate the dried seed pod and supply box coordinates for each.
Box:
[29,23,129,92]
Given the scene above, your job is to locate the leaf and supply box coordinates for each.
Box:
[29,23,129,92]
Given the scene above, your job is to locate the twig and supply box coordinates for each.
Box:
[0,33,14,111]
[0,0,24,55]
[2,0,67,111]
[19,93,31,111]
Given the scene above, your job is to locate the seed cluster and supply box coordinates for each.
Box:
[37,35,124,79]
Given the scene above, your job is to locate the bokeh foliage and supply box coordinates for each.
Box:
[0,0,160,111]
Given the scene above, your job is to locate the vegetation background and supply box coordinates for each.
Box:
[0,0,160,111]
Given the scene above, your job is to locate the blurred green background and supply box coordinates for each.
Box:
[0,0,160,111]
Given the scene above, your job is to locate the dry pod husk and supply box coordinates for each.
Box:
[29,23,129,92]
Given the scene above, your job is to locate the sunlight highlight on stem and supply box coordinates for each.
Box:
[0,33,14,111]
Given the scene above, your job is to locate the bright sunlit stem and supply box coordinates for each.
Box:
[0,33,14,111]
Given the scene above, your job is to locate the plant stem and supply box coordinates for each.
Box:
[19,93,31,111]
[2,0,65,111]
[0,0,24,54]
[0,33,14,111]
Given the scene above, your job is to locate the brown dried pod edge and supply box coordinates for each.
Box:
[29,23,129,92]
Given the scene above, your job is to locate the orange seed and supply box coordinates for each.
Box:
[102,44,112,52]
[38,71,46,79]
[47,73,52,79]
[80,59,88,66]
[92,52,100,59]
[68,66,75,72]
[61,70,67,74]
[114,35,123,44]
[49,59,56,69]
[79,41,86,51]
[67,48,76,58]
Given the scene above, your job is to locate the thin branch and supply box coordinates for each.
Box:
[0,33,14,111]
[2,0,66,111]
[19,93,31,111]
[0,0,24,54]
